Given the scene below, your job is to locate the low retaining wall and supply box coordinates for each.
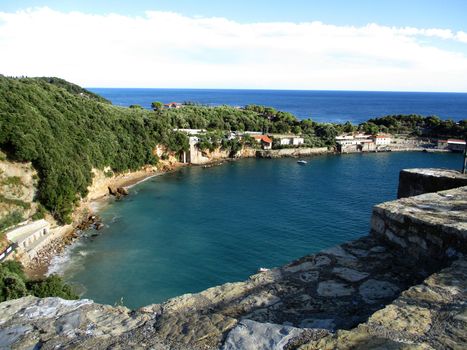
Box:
[256,147,330,158]
[397,168,467,198]
[372,185,467,260]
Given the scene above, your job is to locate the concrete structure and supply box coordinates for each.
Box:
[397,168,467,198]
[5,219,50,255]
[175,128,206,136]
[447,139,466,152]
[374,133,391,146]
[437,138,467,152]
[336,133,393,153]
[336,134,375,153]
[256,147,329,158]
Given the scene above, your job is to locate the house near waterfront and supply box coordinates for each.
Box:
[374,133,392,146]
[437,139,466,152]
[5,219,50,258]
[164,102,182,109]
[447,139,466,152]
[335,133,392,153]
[272,134,305,147]
[253,135,273,150]
[336,133,375,153]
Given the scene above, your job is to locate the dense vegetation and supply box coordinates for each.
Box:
[361,114,467,139]
[0,76,189,223]
[0,261,77,302]
[164,104,340,148]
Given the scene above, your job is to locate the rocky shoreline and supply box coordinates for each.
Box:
[21,146,445,279]
[23,161,184,279]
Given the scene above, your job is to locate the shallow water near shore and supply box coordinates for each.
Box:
[59,152,462,309]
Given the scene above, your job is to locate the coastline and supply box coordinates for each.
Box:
[22,145,450,279]
[23,160,185,279]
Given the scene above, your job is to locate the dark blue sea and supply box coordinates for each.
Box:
[89,88,467,123]
[57,152,463,309]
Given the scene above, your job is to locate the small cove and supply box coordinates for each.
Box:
[59,152,462,309]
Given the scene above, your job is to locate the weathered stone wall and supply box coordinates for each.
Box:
[372,185,467,261]
[397,168,467,198]
[256,147,330,158]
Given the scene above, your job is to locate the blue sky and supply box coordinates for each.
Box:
[2,0,467,30]
[0,1,466,91]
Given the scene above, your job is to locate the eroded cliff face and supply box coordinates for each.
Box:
[1,169,466,350]
[0,158,38,222]
[190,146,257,165]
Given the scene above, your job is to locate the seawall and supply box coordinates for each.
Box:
[397,168,467,198]
[0,168,466,349]
[256,147,330,158]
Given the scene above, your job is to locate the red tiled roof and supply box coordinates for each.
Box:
[253,135,272,143]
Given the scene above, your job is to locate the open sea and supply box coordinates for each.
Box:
[57,152,463,309]
[89,88,467,123]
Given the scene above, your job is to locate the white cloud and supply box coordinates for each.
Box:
[0,7,466,91]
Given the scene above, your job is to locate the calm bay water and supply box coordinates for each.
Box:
[60,152,462,309]
[89,88,467,123]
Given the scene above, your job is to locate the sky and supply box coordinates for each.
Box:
[0,1,467,91]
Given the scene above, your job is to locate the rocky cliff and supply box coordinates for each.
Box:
[0,169,466,349]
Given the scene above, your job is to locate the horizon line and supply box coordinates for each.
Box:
[86,87,467,94]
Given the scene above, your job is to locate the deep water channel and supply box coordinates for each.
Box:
[58,152,462,308]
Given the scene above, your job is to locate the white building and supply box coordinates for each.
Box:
[447,139,466,152]
[6,219,50,255]
[174,129,206,135]
[272,134,305,146]
[374,134,392,146]
[336,133,375,153]
[252,135,273,150]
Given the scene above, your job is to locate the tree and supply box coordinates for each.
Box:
[151,101,163,112]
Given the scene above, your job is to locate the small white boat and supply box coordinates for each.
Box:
[258,267,270,273]
[297,160,307,165]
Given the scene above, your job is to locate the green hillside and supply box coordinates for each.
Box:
[0,76,187,223]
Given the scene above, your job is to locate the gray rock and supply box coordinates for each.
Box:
[332,267,369,282]
[0,324,34,348]
[359,279,400,303]
[222,319,305,350]
[299,318,336,330]
[317,280,355,297]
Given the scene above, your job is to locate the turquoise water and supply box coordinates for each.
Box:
[61,152,462,309]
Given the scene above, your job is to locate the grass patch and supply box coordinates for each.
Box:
[1,176,23,187]
[0,195,31,209]
[0,211,24,233]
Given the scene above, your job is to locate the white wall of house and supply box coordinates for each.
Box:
[375,136,391,145]
[6,219,50,252]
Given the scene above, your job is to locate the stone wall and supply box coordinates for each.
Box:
[372,185,467,261]
[397,168,467,198]
[256,147,330,158]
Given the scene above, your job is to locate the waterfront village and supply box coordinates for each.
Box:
[1,123,465,269]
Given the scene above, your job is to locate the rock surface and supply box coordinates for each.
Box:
[397,168,467,198]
